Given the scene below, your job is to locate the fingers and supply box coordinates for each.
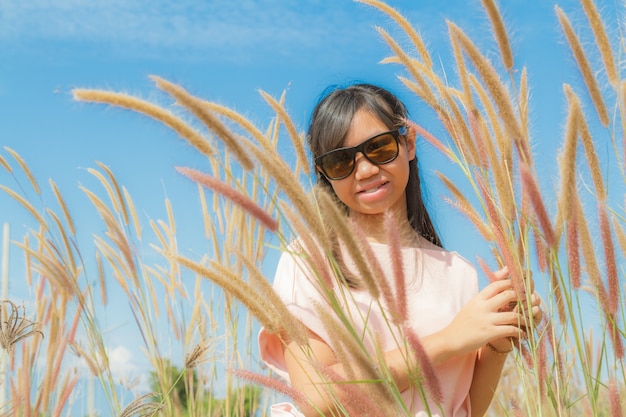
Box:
[480,279,514,298]
[492,266,509,281]
[532,306,543,323]
[490,323,527,340]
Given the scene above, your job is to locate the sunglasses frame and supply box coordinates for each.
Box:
[315,127,407,180]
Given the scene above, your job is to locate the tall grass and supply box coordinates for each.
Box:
[0,0,624,416]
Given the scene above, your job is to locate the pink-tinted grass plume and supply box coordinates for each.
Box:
[403,324,443,404]
[384,212,408,324]
[229,369,308,406]
[176,167,278,232]
[597,203,619,315]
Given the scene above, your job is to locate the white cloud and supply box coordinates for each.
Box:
[0,0,371,62]
[107,345,137,381]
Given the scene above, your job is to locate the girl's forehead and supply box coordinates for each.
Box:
[342,111,390,146]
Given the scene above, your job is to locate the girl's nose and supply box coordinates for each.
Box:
[353,153,379,180]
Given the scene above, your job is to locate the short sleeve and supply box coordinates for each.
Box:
[258,247,332,381]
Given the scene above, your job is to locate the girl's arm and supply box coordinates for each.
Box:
[468,277,543,417]
[284,278,529,416]
[468,341,511,417]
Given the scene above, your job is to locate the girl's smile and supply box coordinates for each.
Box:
[328,108,416,220]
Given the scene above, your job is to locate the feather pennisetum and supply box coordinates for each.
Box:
[412,123,455,161]
[518,68,530,140]
[467,74,516,222]
[576,104,606,201]
[467,109,490,170]
[95,162,130,226]
[356,0,433,68]
[229,369,308,406]
[448,22,526,161]
[536,326,547,398]
[574,196,610,316]
[376,30,438,110]
[566,201,581,288]
[49,180,76,237]
[316,189,380,298]
[45,209,77,277]
[313,365,393,417]
[476,257,497,283]
[532,226,548,273]
[555,85,580,236]
[608,377,624,417]
[449,26,474,110]
[0,154,11,173]
[83,186,137,280]
[172,254,281,334]
[315,303,398,411]
[555,6,609,127]
[477,178,523,292]
[176,167,278,232]
[72,89,215,159]
[258,90,309,175]
[96,251,108,305]
[402,324,443,404]
[0,185,47,229]
[468,73,507,160]
[122,187,142,240]
[438,173,492,241]
[279,201,333,288]
[580,0,618,87]
[383,212,407,324]
[612,217,626,256]
[480,0,513,70]
[70,342,100,376]
[597,203,618,315]
[247,144,326,242]
[203,101,274,151]
[149,75,254,170]
[15,241,76,296]
[52,374,79,417]
[231,247,307,344]
[520,163,556,249]
[348,216,394,311]
[314,301,381,384]
[438,83,481,168]
[548,261,566,326]
[3,147,40,195]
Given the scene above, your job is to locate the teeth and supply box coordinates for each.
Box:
[363,184,383,193]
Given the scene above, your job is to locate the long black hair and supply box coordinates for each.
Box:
[307,83,442,248]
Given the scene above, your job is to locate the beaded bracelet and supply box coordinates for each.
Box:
[486,342,513,355]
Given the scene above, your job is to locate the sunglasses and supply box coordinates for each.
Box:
[315,127,406,180]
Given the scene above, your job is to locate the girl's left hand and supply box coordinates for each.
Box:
[488,267,543,352]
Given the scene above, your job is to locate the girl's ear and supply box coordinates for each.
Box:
[404,120,418,161]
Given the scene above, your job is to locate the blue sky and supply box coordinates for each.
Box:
[0,0,619,412]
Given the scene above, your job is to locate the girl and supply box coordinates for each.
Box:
[258,83,542,416]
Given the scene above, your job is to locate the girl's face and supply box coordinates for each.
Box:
[325,109,416,218]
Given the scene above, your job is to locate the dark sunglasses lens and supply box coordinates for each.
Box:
[364,133,398,163]
[320,150,355,179]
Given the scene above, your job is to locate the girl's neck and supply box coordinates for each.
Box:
[349,210,419,247]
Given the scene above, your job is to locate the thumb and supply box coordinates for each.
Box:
[477,258,509,283]
[492,266,509,281]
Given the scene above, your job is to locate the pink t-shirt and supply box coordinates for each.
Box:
[259,240,478,417]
